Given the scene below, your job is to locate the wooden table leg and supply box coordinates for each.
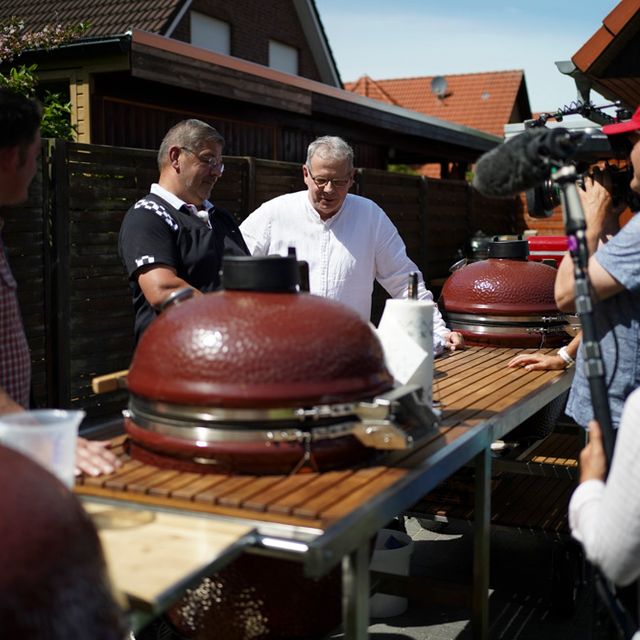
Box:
[472,446,491,640]
[342,544,370,639]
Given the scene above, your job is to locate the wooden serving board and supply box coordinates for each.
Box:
[83,499,254,612]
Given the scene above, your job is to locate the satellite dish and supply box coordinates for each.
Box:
[431,76,448,99]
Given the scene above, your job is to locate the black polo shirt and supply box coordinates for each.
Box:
[118,192,249,342]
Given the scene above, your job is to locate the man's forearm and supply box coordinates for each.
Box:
[554,253,577,312]
[137,266,199,309]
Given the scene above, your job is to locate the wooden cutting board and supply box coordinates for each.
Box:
[82,499,255,612]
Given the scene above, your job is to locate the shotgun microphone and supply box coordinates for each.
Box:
[472,127,583,197]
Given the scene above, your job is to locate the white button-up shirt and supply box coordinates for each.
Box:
[240,190,449,347]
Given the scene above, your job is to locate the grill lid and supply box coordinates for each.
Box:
[128,253,394,408]
[440,240,570,347]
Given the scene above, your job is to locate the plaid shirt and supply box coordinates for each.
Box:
[0,232,30,408]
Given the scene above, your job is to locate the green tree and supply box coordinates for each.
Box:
[0,17,89,140]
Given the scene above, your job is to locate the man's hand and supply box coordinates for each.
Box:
[444,331,464,352]
[579,420,607,483]
[75,437,121,477]
[507,352,566,371]
[0,388,25,415]
[579,166,621,250]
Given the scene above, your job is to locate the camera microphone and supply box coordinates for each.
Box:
[472,127,583,198]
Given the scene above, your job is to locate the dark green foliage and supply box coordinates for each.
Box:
[0,17,89,141]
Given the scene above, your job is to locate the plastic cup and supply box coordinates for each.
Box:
[0,409,85,488]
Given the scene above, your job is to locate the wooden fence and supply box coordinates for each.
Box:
[3,141,518,427]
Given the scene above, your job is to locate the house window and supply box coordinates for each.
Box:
[191,12,230,55]
[268,40,298,75]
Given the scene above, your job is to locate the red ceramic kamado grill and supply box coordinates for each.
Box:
[123,254,438,475]
[440,239,573,348]
[441,239,573,443]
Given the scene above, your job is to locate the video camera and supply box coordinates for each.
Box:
[504,103,639,217]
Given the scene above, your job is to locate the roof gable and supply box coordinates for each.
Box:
[345,70,531,137]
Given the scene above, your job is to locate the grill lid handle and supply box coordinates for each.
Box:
[351,384,440,450]
[221,254,300,292]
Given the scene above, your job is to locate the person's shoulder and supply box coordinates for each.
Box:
[345,192,383,207]
[623,211,640,232]
[247,191,304,217]
[344,193,389,217]
[123,193,179,231]
[126,192,169,213]
[607,211,640,242]
[265,190,305,207]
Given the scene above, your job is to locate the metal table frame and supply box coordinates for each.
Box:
[81,347,574,639]
[300,359,574,639]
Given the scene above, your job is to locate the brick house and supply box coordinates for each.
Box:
[0,0,498,170]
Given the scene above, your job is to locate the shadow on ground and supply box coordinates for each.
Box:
[329,517,616,640]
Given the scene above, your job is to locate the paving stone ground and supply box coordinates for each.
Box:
[329,517,611,640]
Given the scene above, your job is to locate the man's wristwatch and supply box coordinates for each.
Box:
[557,346,574,369]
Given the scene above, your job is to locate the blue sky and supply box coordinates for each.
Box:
[314,1,619,113]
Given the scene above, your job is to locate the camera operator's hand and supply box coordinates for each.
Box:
[556,164,627,312]
[579,165,622,250]
[579,419,607,484]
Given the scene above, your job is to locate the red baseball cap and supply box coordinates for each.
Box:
[602,106,640,135]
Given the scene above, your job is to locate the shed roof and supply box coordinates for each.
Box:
[23,29,499,162]
[125,30,499,156]
[345,70,530,138]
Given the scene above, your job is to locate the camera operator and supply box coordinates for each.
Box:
[569,388,640,623]
[557,108,640,631]
[554,107,640,431]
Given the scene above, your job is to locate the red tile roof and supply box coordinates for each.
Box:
[571,0,640,110]
[1,0,183,37]
[345,70,530,137]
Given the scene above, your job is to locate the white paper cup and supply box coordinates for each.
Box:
[0,409,85,488]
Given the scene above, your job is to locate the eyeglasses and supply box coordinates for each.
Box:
[180,147,225,174]
[306,167,352,188]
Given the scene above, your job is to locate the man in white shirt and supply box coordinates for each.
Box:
[240,135,463,353]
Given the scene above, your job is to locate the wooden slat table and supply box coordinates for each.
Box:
[75,346,573,639]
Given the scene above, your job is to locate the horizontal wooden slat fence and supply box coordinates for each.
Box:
[2,140,517,428]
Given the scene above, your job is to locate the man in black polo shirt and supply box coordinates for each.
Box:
[119,119,249,342]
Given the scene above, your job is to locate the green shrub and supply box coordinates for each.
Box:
[0,17,88,141]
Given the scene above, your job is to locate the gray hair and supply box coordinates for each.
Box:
[158,119,225,170]
[305,136,354,171]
